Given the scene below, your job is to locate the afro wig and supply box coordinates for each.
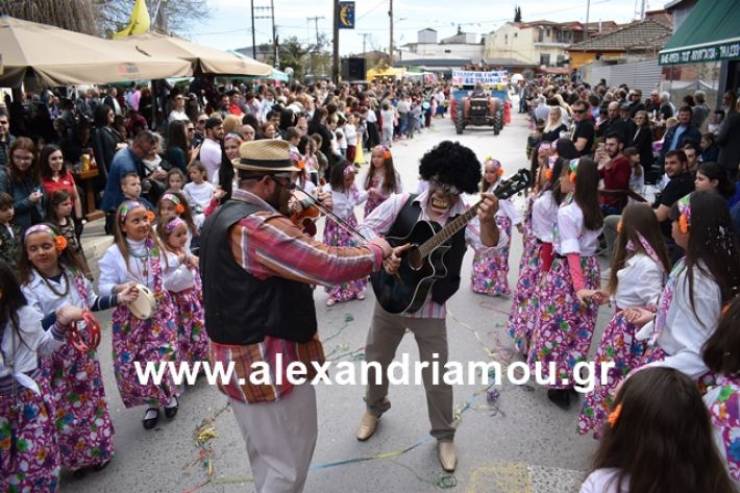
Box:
[418,141,482,194]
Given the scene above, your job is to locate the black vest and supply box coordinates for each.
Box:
[199,200,318,345]
[387,194,467,305]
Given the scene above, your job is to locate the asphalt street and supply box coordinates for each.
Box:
[63,109,612,493]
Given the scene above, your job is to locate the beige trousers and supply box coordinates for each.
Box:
[364,302,455,441]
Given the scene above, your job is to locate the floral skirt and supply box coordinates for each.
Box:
[44,343,114,471]
[471,216,512,296]
[578,311,646,435]
[506,227,542,355]
[364,194,386,218]
[173,287,209,366]
[0,373,60,493]
[111,299,180,409]
[323,214,366,303]
[527,255,601,389]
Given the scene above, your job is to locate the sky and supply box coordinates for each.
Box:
[188,0,664,56]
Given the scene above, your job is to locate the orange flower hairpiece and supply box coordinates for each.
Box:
[145,210,156,223]
[543,168,553,181]
[678,213,689,234]
[496,167,505,177]
[677,195,691,234]
[384,150,392,160]
[616,219,623,234]
[175,203,185,215]
[607,403,623,428]
[54,235,67,253]
[569,172,577,184]
[721,302,731,318]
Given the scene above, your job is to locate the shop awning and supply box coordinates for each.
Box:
[0,16,192,87]
[659,0,740,65]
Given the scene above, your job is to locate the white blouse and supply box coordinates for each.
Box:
[0,305,63,392]
[531,191,558,242]
[554,201,602,256]
[365,170,403,198]
[98,238,192,297]
[487,189,522,226]
[641,260,721,379]
[580,468,629,493]
[322,184,368,220]
[614,253,664,309]
[23,270,97,317]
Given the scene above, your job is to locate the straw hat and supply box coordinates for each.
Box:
[232,139,301,172]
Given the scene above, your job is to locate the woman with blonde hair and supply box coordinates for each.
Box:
[542,106,568,142]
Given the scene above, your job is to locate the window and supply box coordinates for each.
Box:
[538,29,544,42]
[444,49,451,53]
[540,54,551,66]
[505,34,508,43]
[514,32,518,38]
[557,54,566,66]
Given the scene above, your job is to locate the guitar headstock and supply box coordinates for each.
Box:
[492,169,531,200]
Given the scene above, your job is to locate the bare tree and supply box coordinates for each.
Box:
[0,0,99,34]
[96,0,209,35]
[1,0,209,36]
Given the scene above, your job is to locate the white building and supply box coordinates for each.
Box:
[399,27,485,64]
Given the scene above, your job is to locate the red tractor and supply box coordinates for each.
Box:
[449,83,505,135]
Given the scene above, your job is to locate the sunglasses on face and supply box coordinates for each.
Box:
[573,109,586,114]
[429,180,461,196]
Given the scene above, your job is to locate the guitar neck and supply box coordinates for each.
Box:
[417,201,481,258]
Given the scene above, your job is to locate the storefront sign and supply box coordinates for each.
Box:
[659,39,740,65]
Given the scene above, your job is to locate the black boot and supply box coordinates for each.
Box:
[547,389,571,410]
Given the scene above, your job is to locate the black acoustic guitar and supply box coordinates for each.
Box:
[371,168,531,314]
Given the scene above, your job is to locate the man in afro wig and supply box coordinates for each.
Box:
[419,140,482,195]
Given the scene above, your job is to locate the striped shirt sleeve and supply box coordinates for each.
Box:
[230,212,383,286]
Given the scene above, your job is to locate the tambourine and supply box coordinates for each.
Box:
[129,284,157,320]
[67,311,101,353]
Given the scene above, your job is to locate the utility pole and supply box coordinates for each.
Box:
[389,0,394,64]
[270,0,278,67]
[308,16,324,48]
[251,0,256,58]
[640,0,646,20]
[584,0,591,40]
[360,32,371,54]
[332,0,339,83]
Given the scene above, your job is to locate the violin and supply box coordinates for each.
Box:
[289,178,327,236]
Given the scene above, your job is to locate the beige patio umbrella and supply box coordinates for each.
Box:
[117,32,273,77]
[0,16,192,87]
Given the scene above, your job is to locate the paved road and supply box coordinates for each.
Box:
[64,111,610,493]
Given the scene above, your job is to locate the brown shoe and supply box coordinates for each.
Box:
[355,411,379,441]
[437,440,457,472]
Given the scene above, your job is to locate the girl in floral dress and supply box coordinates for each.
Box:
[627,191,740,377]
[363,145,401,217]
[576,204,669,436]
[507,143,558,355]
[98,200,181,429]
[527,158,603,410]
[702,295,740,487]
[323,160,368,306]
[157,217,208,368]
[18,224,136,475]
[0,261,85,492]
[469,157,522,297]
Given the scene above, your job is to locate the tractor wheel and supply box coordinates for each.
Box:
[456,109,464,134]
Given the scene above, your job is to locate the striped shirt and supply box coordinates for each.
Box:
[360,191,506,319]
[210,189,384,404]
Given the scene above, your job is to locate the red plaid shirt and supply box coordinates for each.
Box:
[210,189,383,403]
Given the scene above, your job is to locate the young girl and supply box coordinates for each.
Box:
[98,200,181,429]
[184,162,215,218]
[527,157,604,409]
[0,261,84,491]
[47,190,92,279]
[166,168,187,193]
[702,295,740,486]
[157,217,208,368]
[323,160,368,306]
[507,143,558,355]
[39,144,83,223]
[344,112,358,163]
[628,191,740,379]
[18,224,135,475]
[157,191,199,251]
[364,145,402,216]
[580,367,735,493]
[470,158,522,296]
[577,204,670,436]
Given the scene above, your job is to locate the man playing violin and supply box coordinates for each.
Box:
[200,139,403,493]
[357,141,504,472]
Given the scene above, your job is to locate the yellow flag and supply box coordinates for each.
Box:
[112,0,151,39]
